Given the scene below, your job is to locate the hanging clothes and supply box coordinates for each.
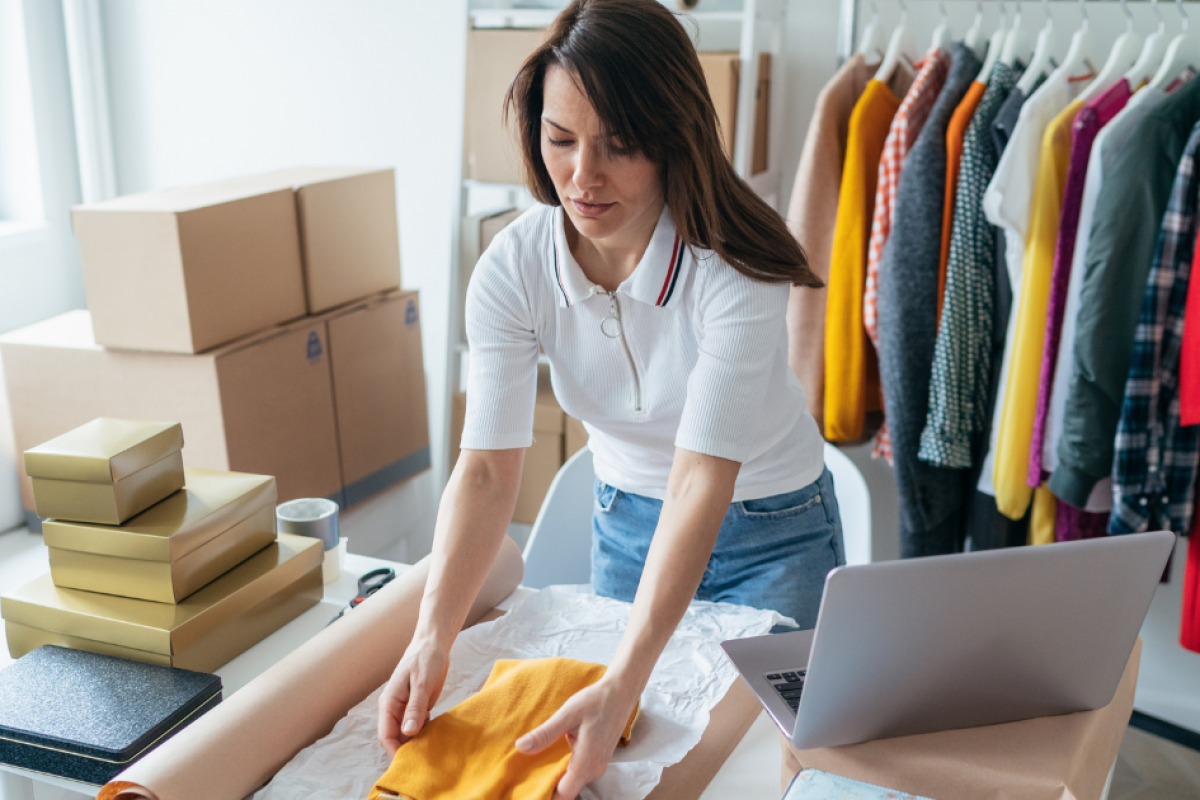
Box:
[921,61,1021,471]
[977,62,1080,500]
[876,42,982,558]
[1110,120,1200,537]
[1043,86,1172,515]
[937,81,988,323]
[1056,502,1109,542]
[1180,222,1200,427]
[1049,77,1200,509]
[786,53,876,437]
[855,48,951,457]
[1183,502,1200,653]
[822,74,910,444]
[1029,80,1133,487]
[1029,485,1057,546]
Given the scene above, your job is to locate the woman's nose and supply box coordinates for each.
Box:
[573,145,604,193]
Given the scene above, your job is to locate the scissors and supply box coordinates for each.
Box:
[327,567,396,625]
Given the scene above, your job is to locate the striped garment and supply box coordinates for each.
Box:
[1110,120,1200,535]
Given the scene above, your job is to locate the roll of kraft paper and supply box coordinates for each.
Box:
[95,537,525,800]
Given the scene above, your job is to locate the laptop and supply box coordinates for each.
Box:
[721,530,1175,750]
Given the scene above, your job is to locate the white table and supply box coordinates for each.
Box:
[0,531,773,800]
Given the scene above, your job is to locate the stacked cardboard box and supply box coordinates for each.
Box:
[2,420,323,672]
[451,366,589,525]
[0,168,429,531]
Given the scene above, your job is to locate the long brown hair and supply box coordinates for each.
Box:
[503,0,819,288]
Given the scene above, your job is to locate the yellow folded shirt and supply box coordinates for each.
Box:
[369,658,638,800]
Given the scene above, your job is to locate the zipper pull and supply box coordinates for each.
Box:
[600,293,622,339]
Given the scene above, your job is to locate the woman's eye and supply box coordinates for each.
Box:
[548,137,573,148]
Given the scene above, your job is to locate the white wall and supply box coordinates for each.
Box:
[99,0,470,557]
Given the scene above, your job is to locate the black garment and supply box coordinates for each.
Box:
[876,43,983,558]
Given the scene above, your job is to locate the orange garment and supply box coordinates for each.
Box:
[823,80,902,442]
[369,658,638,800]
[937,80,987,323]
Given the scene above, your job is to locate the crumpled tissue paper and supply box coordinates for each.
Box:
[255,588,786,800]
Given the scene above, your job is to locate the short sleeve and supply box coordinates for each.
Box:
[461,233,541,451]
[675,266,791,462]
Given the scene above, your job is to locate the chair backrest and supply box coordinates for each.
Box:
[521,447,596,589]
[823,442,872,566]
[521,443,874,589]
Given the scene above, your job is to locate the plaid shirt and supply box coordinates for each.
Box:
[864,48,951,463]
[1110,120,1200,535]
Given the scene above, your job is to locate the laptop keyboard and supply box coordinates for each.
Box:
[764,668,806,712]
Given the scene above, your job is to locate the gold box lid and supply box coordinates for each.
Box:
[42,468,276,562]
[24,419,184,484]
[0,533,322,656]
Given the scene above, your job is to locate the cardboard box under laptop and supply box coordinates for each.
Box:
[0,311,342,531]
[44,468,278,604]
[72,180,308,355]
[1,534,323,673]
[25,419,184,525]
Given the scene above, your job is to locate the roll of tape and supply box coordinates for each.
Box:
[277,498,340,551]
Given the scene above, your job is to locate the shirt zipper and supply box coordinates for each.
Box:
[598,291,642,413]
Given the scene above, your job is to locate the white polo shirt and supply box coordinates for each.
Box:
[462,203,824,502]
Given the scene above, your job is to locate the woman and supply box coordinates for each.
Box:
[378,0,842,795]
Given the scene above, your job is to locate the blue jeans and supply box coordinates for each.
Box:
[591,468,845,630]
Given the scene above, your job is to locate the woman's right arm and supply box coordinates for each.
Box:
[376,445,524,755]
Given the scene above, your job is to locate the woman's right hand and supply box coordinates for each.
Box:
[377,635,451,756]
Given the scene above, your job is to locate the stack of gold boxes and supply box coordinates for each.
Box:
[1,418,324,672]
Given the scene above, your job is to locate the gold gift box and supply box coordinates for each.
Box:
[25,419,185,525]
[44,468,278,603]
[1,533,323,673]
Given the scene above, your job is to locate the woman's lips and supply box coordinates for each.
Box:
[572,198,615,217]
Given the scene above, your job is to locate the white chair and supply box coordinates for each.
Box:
[521,444,874,589]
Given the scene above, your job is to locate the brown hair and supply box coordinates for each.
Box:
[503,0,820,288]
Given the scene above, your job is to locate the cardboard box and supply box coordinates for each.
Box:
[0,311,342,531]
[324,290,430,507]
[513,367,564,525]
[464,28,546,184]
[699,52,740,161]
[25,419,185,525]
[241,167,402,315]
[44,468,278,604]
[2,534,323,673]
[71,180,307,354]
[565,415,588,461]
[752,52,771,175]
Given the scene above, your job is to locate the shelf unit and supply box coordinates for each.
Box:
[442,0,790,486]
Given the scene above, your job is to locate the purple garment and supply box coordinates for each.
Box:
[1055,502,1110,542]
[1028,79,1134,487]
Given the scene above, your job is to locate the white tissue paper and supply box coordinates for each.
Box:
[255,588,787,800]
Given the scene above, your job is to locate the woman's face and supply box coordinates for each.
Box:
[540,65,664,244]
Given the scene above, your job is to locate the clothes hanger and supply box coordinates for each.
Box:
[874,0,916,83]
[978,0,1010,85]
[1125,0,1169,87]
[1049,0,1099,85]
[964,0,990,61]
[856,0,887,63]
[930,0,951,52]
[1078,0,1141,102]
[1146,0,1200,92]
[1002,0,1035,69]
[1016,0,1057,94]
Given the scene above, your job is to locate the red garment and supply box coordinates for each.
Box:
[1181,227,1200,426]
[1183,520,1200,653]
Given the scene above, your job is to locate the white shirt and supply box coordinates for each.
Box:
[461,204,824,502]
[977,66,1084,495]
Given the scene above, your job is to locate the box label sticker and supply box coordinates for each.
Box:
[306,331,323,364]
[406,300,419,326]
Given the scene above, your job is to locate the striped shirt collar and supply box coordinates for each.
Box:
[551,205,689,309]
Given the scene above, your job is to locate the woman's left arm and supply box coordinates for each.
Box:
[515,446,740,800]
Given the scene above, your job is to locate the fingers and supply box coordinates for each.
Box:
[401,678,431,738]
[516,705,576,755]
[552,741,608,800]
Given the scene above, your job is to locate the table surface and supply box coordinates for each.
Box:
[0,530,535,797]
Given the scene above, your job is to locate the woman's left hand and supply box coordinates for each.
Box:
[515,675,641,800]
